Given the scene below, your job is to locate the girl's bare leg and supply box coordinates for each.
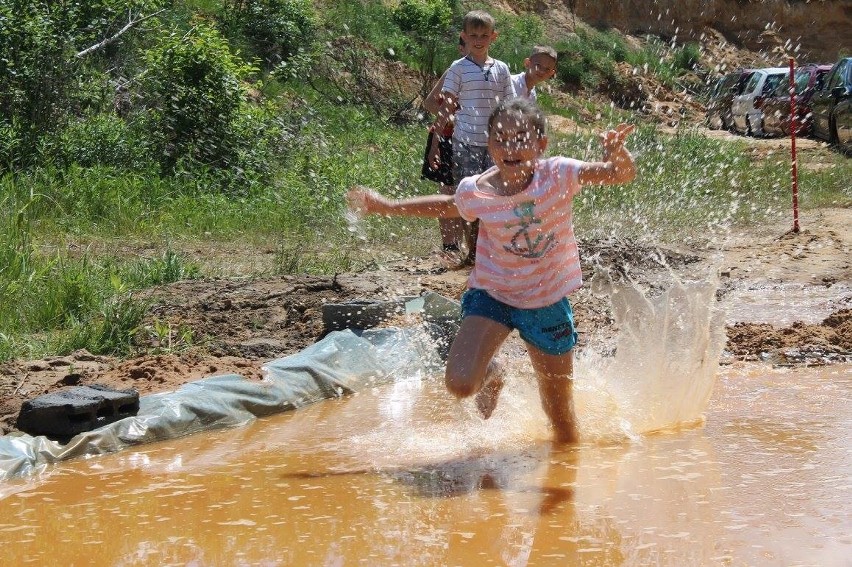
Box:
[445,315,511,403]
[528,346,579,444]
[475,359,505,419]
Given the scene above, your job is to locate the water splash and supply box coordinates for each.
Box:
[578,268,726,440]
[319,266,726,459]
[344,208,367,241]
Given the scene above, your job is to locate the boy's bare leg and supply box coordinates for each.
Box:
[463,219,479,265]
[438,182,464,256]
[528,347,579,443]
[445,315,511,400]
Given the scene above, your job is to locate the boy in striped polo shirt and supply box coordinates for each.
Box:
[348,98,636,443]
[429,10,515,265]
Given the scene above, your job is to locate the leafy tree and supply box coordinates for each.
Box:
[0,0,163,171]
[0,1,76,169]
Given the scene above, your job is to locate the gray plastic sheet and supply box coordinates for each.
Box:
[0,302,457,481]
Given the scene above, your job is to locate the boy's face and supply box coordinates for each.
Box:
[525,54,557,83]
[488,111,548,181]
[462,25,497,59]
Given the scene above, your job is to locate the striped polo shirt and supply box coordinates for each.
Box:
[455,157,585,309]
[443,56,515,147]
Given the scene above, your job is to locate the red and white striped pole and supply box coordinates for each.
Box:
[789,57,800,233]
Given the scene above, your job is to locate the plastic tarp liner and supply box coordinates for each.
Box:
[0,292,460,481]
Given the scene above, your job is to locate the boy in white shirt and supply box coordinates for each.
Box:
[511,45,558,101]
[429,10,515,264]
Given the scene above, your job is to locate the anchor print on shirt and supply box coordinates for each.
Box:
[503,201,556,258]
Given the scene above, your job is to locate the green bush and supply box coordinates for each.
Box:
[0,0,164,172]
[393,0,454,36]
[143,22,255,175]
[392,0,455,75]
[47,113,149,170]
[556,32,607,89]
[491,12,545,71]
[673,42,701,72]
[0,2,76,168]
[0,118,22,172]
[222,0,317,69]
[318,0,412,67]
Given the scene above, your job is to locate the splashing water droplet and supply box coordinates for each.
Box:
[345,209,367,241]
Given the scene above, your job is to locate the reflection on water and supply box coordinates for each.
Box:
[0,363,849,566]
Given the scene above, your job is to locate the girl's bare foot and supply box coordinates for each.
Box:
[475,362,505,419]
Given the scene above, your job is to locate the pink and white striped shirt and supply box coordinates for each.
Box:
[455,156,584,309]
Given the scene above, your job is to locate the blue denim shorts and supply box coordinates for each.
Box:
[452,141,494,182]
[461,289,578,355]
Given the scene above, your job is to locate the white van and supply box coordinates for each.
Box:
[731,67,789,136]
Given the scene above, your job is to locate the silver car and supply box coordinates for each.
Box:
[731,67,789,136]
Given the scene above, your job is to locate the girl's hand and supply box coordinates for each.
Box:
[346,185,385,215]
[600,123,634,153]
[579,123,636,186]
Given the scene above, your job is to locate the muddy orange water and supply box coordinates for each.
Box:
[0,362,849,566]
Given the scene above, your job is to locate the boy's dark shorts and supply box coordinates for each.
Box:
[420,131,454,186]
[452,141,494,183]
[461,288,578,355]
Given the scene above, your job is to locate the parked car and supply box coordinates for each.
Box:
[705,69,755,130]
[761,64,833,137]
[810,57,852,152]
[731,67,789,136]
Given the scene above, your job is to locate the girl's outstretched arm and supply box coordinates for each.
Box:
[578,123,636,186]
[346,186,462,219]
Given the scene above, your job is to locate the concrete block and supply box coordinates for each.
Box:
[17,384,139,438]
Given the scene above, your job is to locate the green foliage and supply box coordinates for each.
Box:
[555,28,701,95]
[59,284,149,357]
[0,1,76,168]
[47,113,149,170]
[393,0,453,38]
[0,0,164,171]
[221,0,317,69]
[627,36,698,88]
[143,22,255,175]
[0,190,194,360]
[672,42,701,72]
[490,12,545,71]
[120,249,201,287]
[145,318,195,354]
[69,0,165,46]
[320,0,411,65]
[0,196,36,305]
[555,28,627,90]
[392,0,454,74]
[0,118,21,171]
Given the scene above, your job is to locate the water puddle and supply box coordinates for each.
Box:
[1,362,849,565]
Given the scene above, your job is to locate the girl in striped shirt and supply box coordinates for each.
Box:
[347,98,635,443]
